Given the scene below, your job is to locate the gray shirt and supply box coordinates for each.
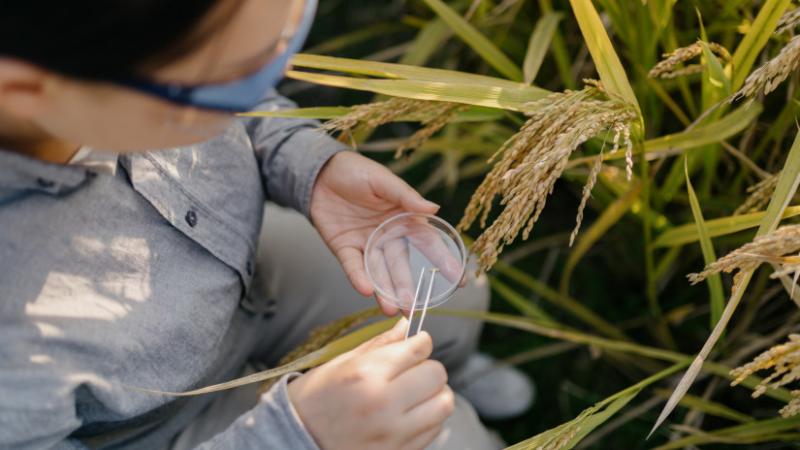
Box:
[0,92,347,449]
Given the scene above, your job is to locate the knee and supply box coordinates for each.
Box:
[451,264,490,313]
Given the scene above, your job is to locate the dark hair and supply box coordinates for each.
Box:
[0,1,228,80]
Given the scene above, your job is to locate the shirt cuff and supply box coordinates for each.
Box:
[256,373,320,450]
[268,127,348,219]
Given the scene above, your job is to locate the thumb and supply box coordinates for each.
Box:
[352,317,408,355]
[371,166,439,214]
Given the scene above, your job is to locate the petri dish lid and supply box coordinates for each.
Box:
[364,213,467,311]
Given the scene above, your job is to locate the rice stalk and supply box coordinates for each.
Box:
[731,334,800,417]
[687,224,800,285]
[735,174,780,215]
[394,103,467,158]
[458,80,638,272]
[783,392,800,417]
[648,41,732,80]
[733,35,800,101]
[259,309,380,394]
[321,97,464,156]
[506,404,600,450]
[776,7,800,34]
[571,150,604,246]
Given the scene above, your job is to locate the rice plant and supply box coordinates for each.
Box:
[241,0,800,447]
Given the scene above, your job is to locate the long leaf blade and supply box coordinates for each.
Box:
[651,129,800,436]
[566,104,763,167]
[523,12,563,84]
[569,0,641,115]
[641,104,762,157]
[731,0,792,90]
[419,0,523,81]
[286,70,548,111]
[239,105,505,122]
[684,158,725,329]
[653,205,800,248]
[290,54,533,90]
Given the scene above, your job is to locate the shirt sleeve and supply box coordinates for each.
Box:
[196,373,320,450]
[243,90,350,218]
[0,377,85,450]
[1,374,319,450]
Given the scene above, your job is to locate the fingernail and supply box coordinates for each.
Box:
[423,199,440,210]
[445,258,461,280]
[394,317,409,330]
[398,288,413,305]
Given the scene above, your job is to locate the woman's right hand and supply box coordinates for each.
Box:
[287,318,454,450]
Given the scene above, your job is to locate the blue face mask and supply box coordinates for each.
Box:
[117,0,317,112]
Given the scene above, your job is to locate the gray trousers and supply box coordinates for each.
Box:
[171,205,501,450]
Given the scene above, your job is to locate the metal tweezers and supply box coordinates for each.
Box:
[404,267,438,340]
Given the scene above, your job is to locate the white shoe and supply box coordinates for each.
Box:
[451,353,536,421]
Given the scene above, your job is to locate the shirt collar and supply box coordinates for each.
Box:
[0,148,93,195]
[68,147,119,175]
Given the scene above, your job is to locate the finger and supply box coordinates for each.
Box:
[364,331,433,380]
[393,360,448,412]
[369,164,440,214]
[405,222,464,284]
[351,317,408,356]
[367,246,399,307]
[336,246,373,297]
[376,295,400,316]
[383,236,416,310]
[400,385,455,438]
[402,424,443,450]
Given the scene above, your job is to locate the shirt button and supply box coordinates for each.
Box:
[185,210,198,228]
[265,298,278,317]
[36,178,55,188]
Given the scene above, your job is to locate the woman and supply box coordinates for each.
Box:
[0,0,532,448]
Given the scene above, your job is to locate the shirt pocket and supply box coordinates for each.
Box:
[121,124,265,291]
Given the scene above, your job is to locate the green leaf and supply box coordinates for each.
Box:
[506,391,640,450]
[239,106,353,120]
[491,277,556,324]
[641,104,762,157]
[685,157,725,329]
[400,19,451,66]
[464,234,630,342]
[507,364,687,450]
[699,41,732,98]
[653,389,753,424]
[654,416,800,449]
[538,0,576,89]
[568,0,641,116]
[286,54,548,111]
[286,70,547,111]
[419,0,523,81]
[239,105,505,122]
[523,12,563,85]
[567,104,763,167]
[433,309,792,402]
[290,54,535,90]
[731,0,792,90]
[653,205,800,248]
[304,22,409,55]
[652,129,800,436]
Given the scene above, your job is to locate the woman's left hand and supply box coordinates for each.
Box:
[309,151,440,316]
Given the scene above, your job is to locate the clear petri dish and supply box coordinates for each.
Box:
[364,213,467,311]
